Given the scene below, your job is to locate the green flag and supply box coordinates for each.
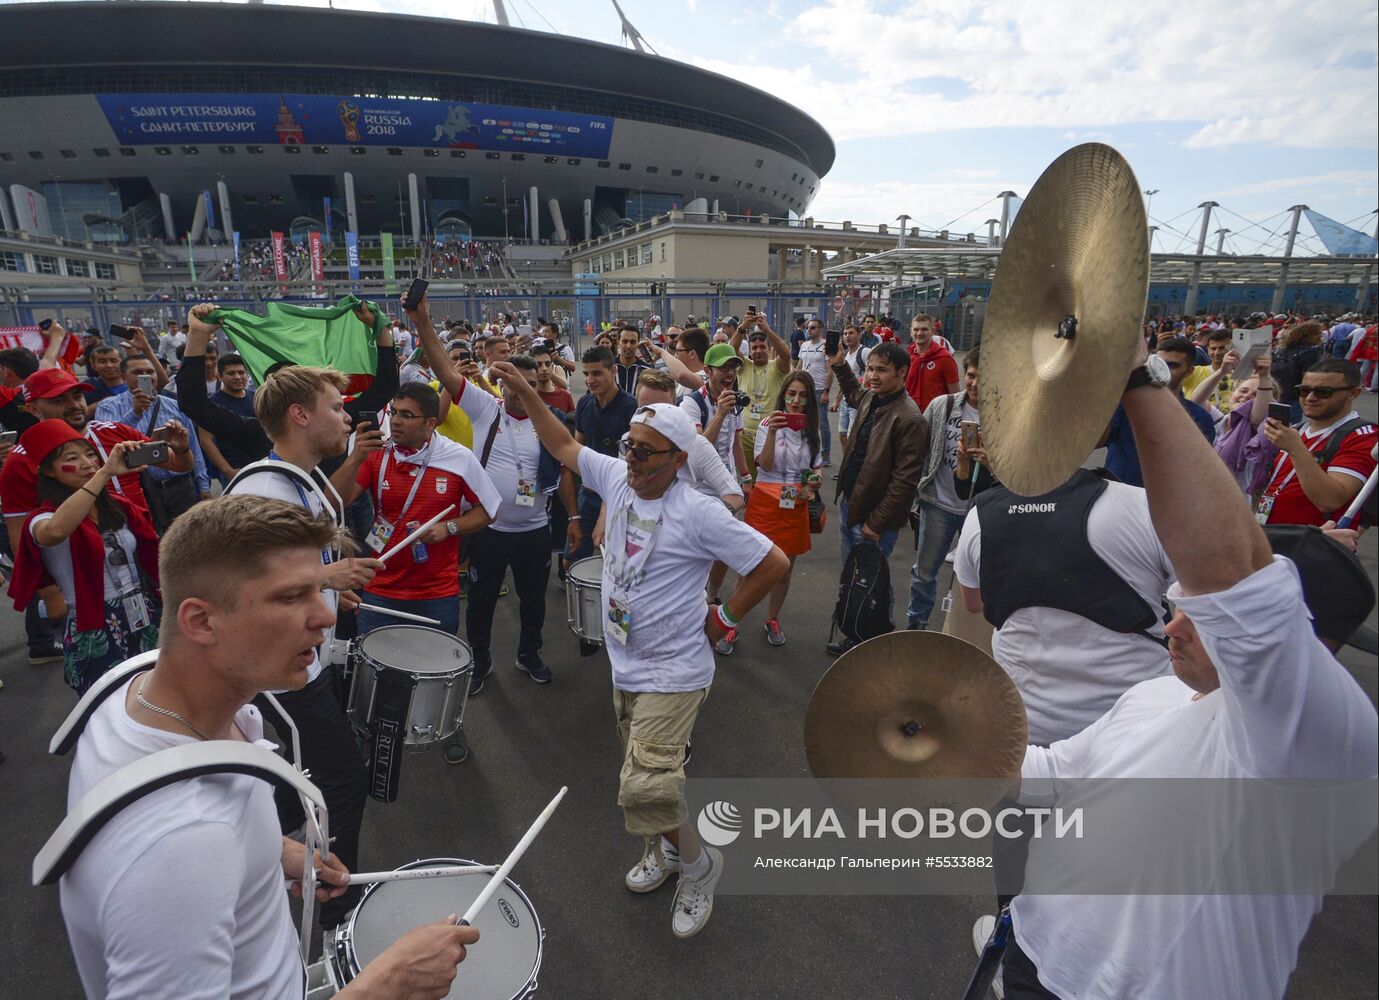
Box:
[207,295,386,390]
[381,232,396,294]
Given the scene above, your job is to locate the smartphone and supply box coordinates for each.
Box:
[1267,402,1292,425]
[746,305,758,316]
[38,319,53,331]
[638,344,656,364]
[148,426,172,442]
[960,420,981,449]
[825,329,842,356]
[125,441,168,469]
[0,430,18,446]
[402,277,429,311]
[136,375,155,396]
[784,412,806,431]
[109,324,137,340]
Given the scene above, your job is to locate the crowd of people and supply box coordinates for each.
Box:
[0,297,1375,999]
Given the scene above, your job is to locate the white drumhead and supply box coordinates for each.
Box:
[569,555,603,587]
[357,626,472,675]
[347,859,541,999]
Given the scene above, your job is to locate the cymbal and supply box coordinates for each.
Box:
[979,143,1149,496]
[804,632,1027,786]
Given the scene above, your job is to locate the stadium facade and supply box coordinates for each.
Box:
[0,2,835,245]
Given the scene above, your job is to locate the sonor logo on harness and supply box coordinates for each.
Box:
[1007,502,1057,514]
[498,897,521,927]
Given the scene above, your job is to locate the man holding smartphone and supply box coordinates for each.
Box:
[95,356,211,525]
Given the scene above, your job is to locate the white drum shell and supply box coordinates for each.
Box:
[346,625,473,746]
[565,555,604,645]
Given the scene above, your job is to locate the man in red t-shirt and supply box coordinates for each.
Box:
[1260,359,1377,527]
[904,314,960,411]
[337,381,501,763]
[1,369,193,554]
[531,342,575,414]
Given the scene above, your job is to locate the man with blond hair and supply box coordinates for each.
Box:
[188,305,386,929]
[59,495,478,998]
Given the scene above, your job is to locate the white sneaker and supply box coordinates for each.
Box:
[971,914,1004,998]
[671,846,723,938]
[625,838,679,893]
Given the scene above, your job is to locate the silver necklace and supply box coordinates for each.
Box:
[136,675,212,741]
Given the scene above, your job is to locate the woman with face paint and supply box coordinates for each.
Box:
[741,371,824,647]
[7,419,161,694]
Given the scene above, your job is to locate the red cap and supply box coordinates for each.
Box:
[17,418,87,466]
[23,368,93,403]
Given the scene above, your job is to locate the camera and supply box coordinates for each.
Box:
[733,391,751,411]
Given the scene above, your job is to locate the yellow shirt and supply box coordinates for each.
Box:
[738,360,788,440]
[430,379,474,448]
[1180,365,1212,397]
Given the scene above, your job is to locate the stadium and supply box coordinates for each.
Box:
[0,1,835,245]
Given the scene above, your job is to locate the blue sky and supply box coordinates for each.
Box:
[15,0,1379,253]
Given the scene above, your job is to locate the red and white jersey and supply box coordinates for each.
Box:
[1,421,149,518]
[355,433,501,600]
[1263,412,1377,527]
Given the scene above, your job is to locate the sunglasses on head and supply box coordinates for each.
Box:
[1295,385,1349,399]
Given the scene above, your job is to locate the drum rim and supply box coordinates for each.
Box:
[355,624,474,677]
[568,554,604,587]
[341,857,544,993]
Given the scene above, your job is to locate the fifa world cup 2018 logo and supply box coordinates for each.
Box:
[338,101,362,142]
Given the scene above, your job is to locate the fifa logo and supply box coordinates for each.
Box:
[338,100,362,142]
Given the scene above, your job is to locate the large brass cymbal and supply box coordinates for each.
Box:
[980,143,1149,496]
[803,632,1027,785]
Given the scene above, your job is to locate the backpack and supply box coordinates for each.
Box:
[832,539,894,644]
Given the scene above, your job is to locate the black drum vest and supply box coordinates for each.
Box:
[975,469,1165,644]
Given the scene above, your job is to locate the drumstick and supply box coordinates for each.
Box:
[1335,466,1377,529]
[356,603,442,626]
[378,504,455,564]
[346,863,495,886]
[458,786,567,927]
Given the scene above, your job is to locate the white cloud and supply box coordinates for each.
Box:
[1214,170,1379,199]
[687,0,1379,150]
[806,178,1023,232]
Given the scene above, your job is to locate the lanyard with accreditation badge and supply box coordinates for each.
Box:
[364,444,431,555]
[504,413,540,507]
[603,502,664,646]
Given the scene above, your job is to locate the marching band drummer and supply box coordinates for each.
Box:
[487,361,789,939]
[59,496,477,999]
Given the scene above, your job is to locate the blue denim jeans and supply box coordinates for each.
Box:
[817,390,832,460]
[906,500,968,629]
[837,401,858,439]
[356,591,460,638]
[838,496,899,565]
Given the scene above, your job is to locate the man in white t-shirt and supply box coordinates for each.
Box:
[982,340,1379,1000]
[59,495,477,999]
[489,363,788,940]
[796,318,833,465]
[203,342,385,929]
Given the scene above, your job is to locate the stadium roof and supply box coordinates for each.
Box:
[822,247,1379,285]
[0,1,835,175]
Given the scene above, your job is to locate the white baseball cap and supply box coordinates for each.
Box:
[630,403,696,452]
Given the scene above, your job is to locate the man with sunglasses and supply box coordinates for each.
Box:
[1104,337,1216,487]
[486,361,789,939]
[1259,358,1376,527]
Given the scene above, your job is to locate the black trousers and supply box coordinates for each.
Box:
[254,667,369,929]
[1003,927,1062,999]
[466,525,550,662]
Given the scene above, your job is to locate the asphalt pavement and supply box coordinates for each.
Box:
[1,387,1375,999]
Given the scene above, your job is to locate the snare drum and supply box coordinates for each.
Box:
[326,858,544,999]
[566,555,604,645]
[347,626,473,747]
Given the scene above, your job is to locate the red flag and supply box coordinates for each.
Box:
[272,231,288,283]
[309,231,324,284]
